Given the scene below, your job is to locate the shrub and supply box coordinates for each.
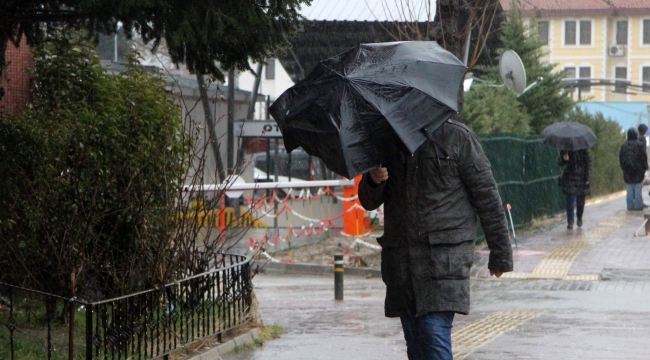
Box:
[0,34,185,298]
[563,107,626,197]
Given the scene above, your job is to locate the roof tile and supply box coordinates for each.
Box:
[500,0,650,15]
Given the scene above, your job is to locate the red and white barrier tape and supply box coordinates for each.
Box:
[342,238,382,255]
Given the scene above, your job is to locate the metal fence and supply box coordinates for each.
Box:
[0,253,252,360]
[480,135,565,230]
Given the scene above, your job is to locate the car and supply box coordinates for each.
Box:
[252,148,338,182]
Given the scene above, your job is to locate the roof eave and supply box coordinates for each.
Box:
[519,9,650,18]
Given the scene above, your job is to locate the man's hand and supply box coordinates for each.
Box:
[562,153,569,161]
[490,269,503,278]
[369,167,388,185]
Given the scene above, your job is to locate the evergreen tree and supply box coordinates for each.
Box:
[476,0,574,134]
[0,0,311,101]
[464,85,531,135]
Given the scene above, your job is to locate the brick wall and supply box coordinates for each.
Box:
[0,38,34,117]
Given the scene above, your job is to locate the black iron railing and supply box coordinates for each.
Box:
[0,253,252,360]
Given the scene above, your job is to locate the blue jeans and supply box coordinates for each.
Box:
[626,183,644,210]
[566,193,585,225]
[401,311,455,360]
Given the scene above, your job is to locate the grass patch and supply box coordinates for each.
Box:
[0,309,88,360]
[259,324,284,341]
[232,324,284,353]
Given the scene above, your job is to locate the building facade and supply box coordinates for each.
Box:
[501,0,650,103]
[0,38,34,117]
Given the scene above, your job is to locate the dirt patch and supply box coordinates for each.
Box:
[266,235,382,269]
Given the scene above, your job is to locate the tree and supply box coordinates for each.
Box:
[0,0,311,102]
[475,0,574,134]
[374,0,503,119]
[463,85,530,135]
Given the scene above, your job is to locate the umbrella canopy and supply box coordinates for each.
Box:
[269,41,467,178]
[540,122,597,151]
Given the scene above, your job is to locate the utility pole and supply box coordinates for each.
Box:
[227,69,235,173]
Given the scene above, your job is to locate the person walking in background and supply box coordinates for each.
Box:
[638,124,648,147]
[558,149,592,229]
[619,127,648,211]
[637,124,650,191]
[359,120,513,360]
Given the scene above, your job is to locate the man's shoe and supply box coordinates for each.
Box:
[567,223,573,230]
[644,204,649,208]
[577,219,582,227]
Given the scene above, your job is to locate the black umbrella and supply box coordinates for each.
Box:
[540,122,597,151]
[269,41,467,178]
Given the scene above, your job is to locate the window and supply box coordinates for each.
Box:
[616,20,628,45]
[565,21,577,45]
[97,28,130,62]
[564,67,576,79]
[644,19,650,45]
[564,20,592,45]
[615,67,627,93]
[265,59,276,80]
[564,66,591,93]
[579,67,591,93]
[580,20,591,45]
[642,66,650,91]
[538,20,549,46]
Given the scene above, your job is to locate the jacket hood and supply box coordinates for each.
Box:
[628,127,639,141]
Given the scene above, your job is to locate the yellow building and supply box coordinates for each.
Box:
[501,0,650,103]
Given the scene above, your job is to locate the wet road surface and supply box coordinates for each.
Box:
[224,193,650,360]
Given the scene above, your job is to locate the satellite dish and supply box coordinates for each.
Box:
[499,50,527,95]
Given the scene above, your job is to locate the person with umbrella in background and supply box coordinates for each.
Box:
[557,149,592,228]
[271,41,513,360]
[619,127,648,211]
[541,122,596,230]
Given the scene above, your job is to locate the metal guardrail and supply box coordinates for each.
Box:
[182,179,355,192]
[0,253,252,360]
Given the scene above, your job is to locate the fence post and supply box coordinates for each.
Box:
[334,254,344,300]
[86,303,93,360]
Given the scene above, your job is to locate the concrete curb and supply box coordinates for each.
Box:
[185,327,261,360]
[255,260,382,278]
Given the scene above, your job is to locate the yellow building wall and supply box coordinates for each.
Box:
[630,17,650,101]
[523,13,650,102]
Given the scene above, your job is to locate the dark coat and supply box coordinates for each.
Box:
[558,149,592,196]
[638,124,648,147]
[619,128,648,184]
[359,120,513,317]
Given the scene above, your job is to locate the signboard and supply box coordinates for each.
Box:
[235,120,283,138]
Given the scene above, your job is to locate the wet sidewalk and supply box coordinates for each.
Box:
[223,191,650,360]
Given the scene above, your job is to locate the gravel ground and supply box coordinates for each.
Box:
[267,235,382,268]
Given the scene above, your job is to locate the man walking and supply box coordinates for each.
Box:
[359,120,513,360]
[620,127,648,211]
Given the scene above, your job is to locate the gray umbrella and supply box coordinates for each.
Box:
[540,122,597,151]
[269,41,467,179]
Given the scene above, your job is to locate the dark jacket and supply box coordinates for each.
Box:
[638,124,648,148]
[558,149,592,195]
[619,127,648,184]
[359,120,513,317]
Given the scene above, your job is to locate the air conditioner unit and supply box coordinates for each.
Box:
[609,45,626,57]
